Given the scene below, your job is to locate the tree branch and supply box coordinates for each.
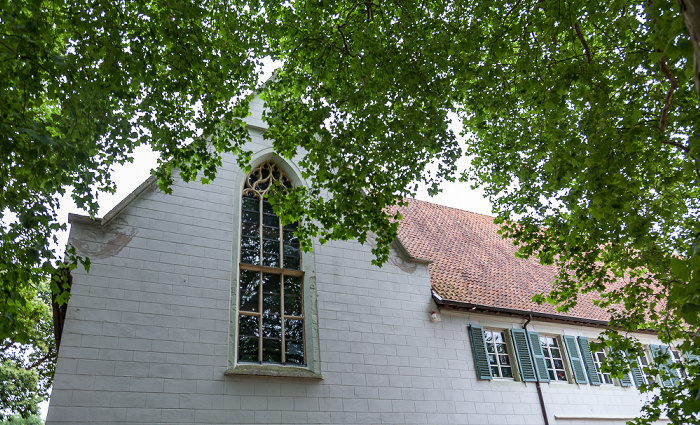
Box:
[658,56,678,134]
[1,339,16,352]
[660,138,689,153]
[26,349,54,370]
[337,2,360,57]
[574,23,592,64]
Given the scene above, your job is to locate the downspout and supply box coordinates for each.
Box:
[523,314,550,425]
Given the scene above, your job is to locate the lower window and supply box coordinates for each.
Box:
[238,268,305,364]
[539,336,568,381]
[593,349,614,384]
[484,330,514,379]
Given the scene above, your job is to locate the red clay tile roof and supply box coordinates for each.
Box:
[396,199,611,322]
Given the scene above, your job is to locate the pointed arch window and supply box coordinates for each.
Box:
[237,160,305,364]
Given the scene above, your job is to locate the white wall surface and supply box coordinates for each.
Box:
[47,98,663,425]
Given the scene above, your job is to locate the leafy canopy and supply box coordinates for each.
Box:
[0,282,54,420]
[2,0,700,422]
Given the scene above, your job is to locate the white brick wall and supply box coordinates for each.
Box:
[47,98,665,425]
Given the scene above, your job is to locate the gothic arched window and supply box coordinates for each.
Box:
[237,160,304,364]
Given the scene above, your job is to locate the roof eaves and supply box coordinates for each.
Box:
[432,291,612,328]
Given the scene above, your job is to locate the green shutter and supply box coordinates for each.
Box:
[617,350,633,387]
[627,351,646,387]
[563,335,588,384]
[468,325,492,380]
[604,348,633,387]
[577,337,601,385]
[650,344,678,387]
[527,331,551,382]
[510,329,537,382]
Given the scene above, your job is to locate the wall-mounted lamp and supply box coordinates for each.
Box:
[430,311,438,322]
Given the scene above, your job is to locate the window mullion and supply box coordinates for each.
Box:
[281,275,286,363]
[258,271,263,363]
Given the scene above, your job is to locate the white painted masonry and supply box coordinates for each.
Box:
[47,98,666,425]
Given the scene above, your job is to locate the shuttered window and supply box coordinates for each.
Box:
[578,337,602,386]
[510,329,538,382]
[562,335,588,384]
[484,330,514,379]
[468,325,492,380]
[538,335,565,382]
[592,349,613,384]
[649,345,681,387]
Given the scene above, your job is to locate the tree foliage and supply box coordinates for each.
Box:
[2,0,700,422]
[0,282,54,420]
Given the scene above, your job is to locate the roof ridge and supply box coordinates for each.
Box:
[404,197,496,219]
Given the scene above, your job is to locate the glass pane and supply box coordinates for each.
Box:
[283,243,300,258]
[488,354,497,365]
[241,222,259,237]
[262,200,275,214]
[549,338,557,347]
[271,168,281,181]
[556,370,567,381]
[283,221,298,231]
[238,315,259,337]
[241,250,260,265]
[263,239,280,255]
[501,367,513,378]
[239,270,259,312]
[285,296,302,317]
[262,274,281,294]
[262,313,282,338]
[486,344,495,353]
[484,331,493,342]
[242,196,258,211]
[248,172,259,187]
[262,338,282,363]
[285,341,304,364]
[548,370,555,381]
[263,253,280,268]
[496,344,507,354]
[263,226,280,240]
[283,229,298,243]
[499,355,510,366]
[553,359,564,369]
[491,366,499,377]
[263,214,278,227]
[263,294,281,315]
[283,256,300,270]
[285,319,303,341]
[284,276,301,296]
[551,348,561,359]
[238,337,259,362]
[242,210,259,223]
[241,236,260,252]
[493,332,503,343]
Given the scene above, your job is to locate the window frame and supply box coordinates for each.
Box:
[539,334,569,382]
[483,329,515,380]
[226,151,321,379]
[592,348,614,385]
